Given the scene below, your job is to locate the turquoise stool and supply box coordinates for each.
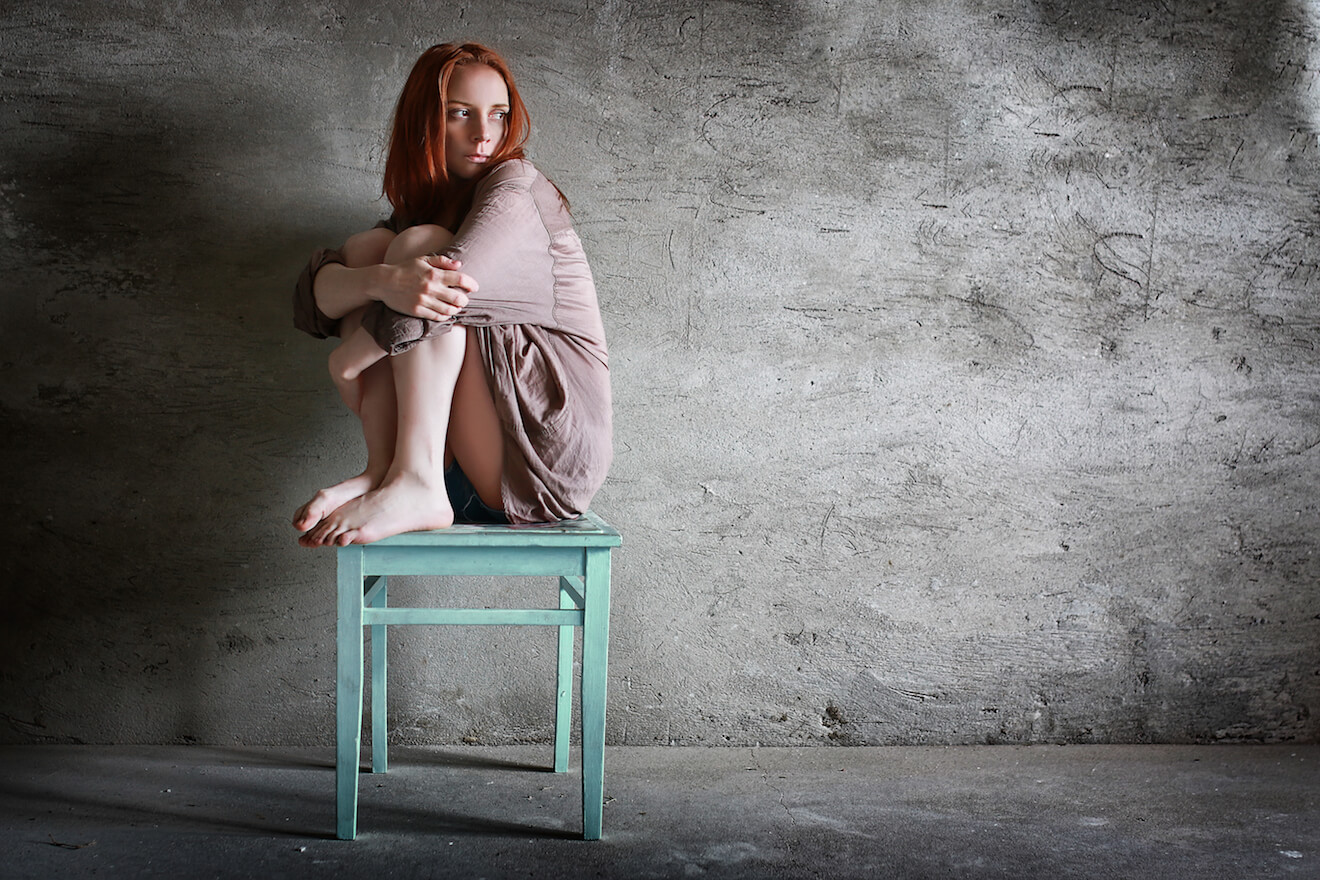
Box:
[335,511,621,840]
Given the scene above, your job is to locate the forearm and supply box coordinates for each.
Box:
[312,262,387,321]
[295,226,472,341]
[311,227,396,320]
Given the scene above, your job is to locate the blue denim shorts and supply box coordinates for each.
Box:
[445,460,510,525]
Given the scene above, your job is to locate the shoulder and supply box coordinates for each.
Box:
[470,159,568,224]
[475,158,540,193]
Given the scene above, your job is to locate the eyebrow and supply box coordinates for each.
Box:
[448,100,510,108]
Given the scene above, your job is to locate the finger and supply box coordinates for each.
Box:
[443,270,478,294]
[424,253,462,270]
[436,291,468,311]
[424,298,460,319]
[429,282,469,310]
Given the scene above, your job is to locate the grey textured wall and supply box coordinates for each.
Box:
[2,0,1317,746]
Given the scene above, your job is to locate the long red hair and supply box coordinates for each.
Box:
[383,43,531,224]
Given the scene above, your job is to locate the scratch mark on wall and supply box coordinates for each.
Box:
[819,503,835,550]
[1143,186,1159,318]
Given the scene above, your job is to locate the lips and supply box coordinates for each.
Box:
[466,154,489,163]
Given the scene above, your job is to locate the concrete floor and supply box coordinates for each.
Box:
[1,744,1317,879]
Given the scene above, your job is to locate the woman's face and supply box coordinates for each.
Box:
[444,63,510,180]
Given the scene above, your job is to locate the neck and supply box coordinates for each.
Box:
[449,176,478,201]
[432,178,477,231]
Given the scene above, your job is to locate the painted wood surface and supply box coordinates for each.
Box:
[335,523,617,838]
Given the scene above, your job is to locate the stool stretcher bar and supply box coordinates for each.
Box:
[335,511,619,842]
[361,607,584,626]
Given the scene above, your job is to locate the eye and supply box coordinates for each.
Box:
[449,108,470,119]
[492,110,508,121]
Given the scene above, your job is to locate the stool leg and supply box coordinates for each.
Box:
[554,579,575,773]
[580,548,612,840]
[336,547,366,840]
[370,577,388,774]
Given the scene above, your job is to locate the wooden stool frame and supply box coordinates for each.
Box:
[335,511,621,840]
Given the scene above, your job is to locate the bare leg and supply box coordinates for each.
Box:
[304,327,507,545]
[295,225,463,538]
[342,227,398,267]
[293,228,397,535]
[293,308,398,537]
[385,223,454,264]
[447,327,506,510]
[299,224,509,545]
[328,325,388,414]
[323,224,453,414]
[304,326,467,545]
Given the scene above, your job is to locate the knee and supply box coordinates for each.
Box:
[341,227,395,268]
[385,224,454,263]
[328,345,353,382]
[328,335,368,383]
[337,305,369,337]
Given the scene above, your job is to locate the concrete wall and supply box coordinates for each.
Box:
[2,0,1317,746]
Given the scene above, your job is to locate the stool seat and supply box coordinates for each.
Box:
[335,511,621,840]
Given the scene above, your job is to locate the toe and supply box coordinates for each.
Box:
[320,523,345,547]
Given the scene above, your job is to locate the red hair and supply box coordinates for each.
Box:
[382,43,531,224]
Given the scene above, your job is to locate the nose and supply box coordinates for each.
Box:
[473,118,491,143]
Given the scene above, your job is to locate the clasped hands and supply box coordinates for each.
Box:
[379,253,477,323]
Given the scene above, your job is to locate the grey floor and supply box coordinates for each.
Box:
[1,744,1317,879]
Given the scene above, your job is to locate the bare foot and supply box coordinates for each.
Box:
[303,471,454,547]
[294,472,377,540]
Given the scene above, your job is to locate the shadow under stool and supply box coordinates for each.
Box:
[335,511,622,840]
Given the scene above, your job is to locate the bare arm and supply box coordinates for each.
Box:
[313,227,477,322]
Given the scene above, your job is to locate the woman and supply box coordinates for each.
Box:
[291,43,611,546]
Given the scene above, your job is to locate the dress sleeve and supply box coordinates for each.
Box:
[441,160,560,327]
[359,160,569,354]
[293,247,347,339]
[295,215,402,341]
